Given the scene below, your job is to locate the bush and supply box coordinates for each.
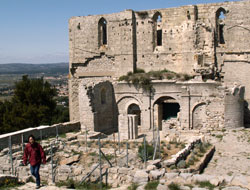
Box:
[168,182,181,190]
[128,183,139,190]
[138,142,154,162]
[177,160,186,169]
[145,181,159,190]
[195,181,216,190]
[167,144,171,150]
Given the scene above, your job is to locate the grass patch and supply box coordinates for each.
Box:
[196,181,216,190]
[128,182,139,190]
[0,178,23,190]
[145,181,159,190]
[215,134,223,141]
[138,142,154,162]
[168,182,181,190]
[56,179,111,189]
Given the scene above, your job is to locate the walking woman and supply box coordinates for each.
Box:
[23,135,46,189]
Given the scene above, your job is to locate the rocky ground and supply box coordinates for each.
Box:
[1,127,250,190]
[204,128,250,177]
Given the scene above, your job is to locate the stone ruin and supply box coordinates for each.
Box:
[68,0,250,136]
[1,1,250,189]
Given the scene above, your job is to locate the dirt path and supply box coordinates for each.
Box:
[204,128,250,177]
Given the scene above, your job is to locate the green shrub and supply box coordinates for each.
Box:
[177,160,186,169]
[0,177,23,189]
[145,181,159,190]
[167,144,171,150]
[195,181,216,190]
[168,182,181,190]
[128,183,139,190]
[135,68,145,73]
[138,142,154,162]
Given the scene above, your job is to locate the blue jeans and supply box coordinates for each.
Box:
[30,164,40,186]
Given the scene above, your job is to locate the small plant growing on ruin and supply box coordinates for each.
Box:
[177,160,186,169]
[138,142,154,162]
[128,182,139,190]
[168,182,181,190]
[145,181,159,190]
[167,144,171,150]
[0,178,23,189]
[170,165,177,170]
[118,69,193,93]
[195,181,216,190]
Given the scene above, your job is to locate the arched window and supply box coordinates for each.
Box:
[216,8,226,45]
[98,18,107,46]
[153,12,162,47]
[101,88,106,104]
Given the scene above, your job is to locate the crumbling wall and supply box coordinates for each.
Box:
[78,78,118,134]
[224,85,245,128]
[69,0,249,128]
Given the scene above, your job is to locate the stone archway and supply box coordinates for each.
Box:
[192,103,206,129]
[154,96,180,130]
[127,103,141,126]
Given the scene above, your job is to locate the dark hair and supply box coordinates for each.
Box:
[28,134,35,142]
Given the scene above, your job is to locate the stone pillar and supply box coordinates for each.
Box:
[224,85,245,128]
[118,114,138,140]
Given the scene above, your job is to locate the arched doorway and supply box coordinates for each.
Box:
[127,104,141,126]
[192,103,206,129]
[154,96,180,130]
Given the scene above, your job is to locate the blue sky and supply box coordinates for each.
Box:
[0,0,240,64]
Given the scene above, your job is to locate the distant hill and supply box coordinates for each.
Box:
[0,62,69,75]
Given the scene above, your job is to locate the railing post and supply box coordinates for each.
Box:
[40,130,43,141]
[126,141,129,168]
[98,137,102,189]
[143,136,147,169]
[50,143,55,183]
[56,125,58,140]
[21,134,25,153]
[8,136,14,175]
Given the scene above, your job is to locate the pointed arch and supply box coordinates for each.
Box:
[153,12,162,47]
[216,7,226,45]
[98,17,107,46]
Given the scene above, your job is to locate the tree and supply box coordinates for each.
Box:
[0,75,57,134]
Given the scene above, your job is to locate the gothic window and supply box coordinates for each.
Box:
[98,18,107,46]
[153,12,162,47]
[101,88,106,104]
[216,8,226,45]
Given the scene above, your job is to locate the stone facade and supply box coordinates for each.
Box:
[69,0,249,135]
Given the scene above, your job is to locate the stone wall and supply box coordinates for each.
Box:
[0,121,80,151]
[69,0,249,131]
[78,78,118,134]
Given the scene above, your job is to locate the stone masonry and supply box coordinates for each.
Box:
[68,0,250,135]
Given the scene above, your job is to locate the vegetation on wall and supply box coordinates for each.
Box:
[118,68,193,92]
[0,75,69,134]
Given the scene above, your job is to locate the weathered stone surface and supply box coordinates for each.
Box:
[149,169,164,180]
[59,154,80,165]
[180,186,191,190]
[157,184,169,190]
[164,173,179,180]
[222,187,248,190]
[133,170,148,184]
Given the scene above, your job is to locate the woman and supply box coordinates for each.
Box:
[23,135,46,189]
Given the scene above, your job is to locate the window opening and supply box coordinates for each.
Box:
[98,18,107,46]
[153,12,162,47]
[216,8,226,45]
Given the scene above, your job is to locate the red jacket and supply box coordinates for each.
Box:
[23,142,46,166]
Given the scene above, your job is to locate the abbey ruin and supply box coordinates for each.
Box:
[68,0,250,136]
